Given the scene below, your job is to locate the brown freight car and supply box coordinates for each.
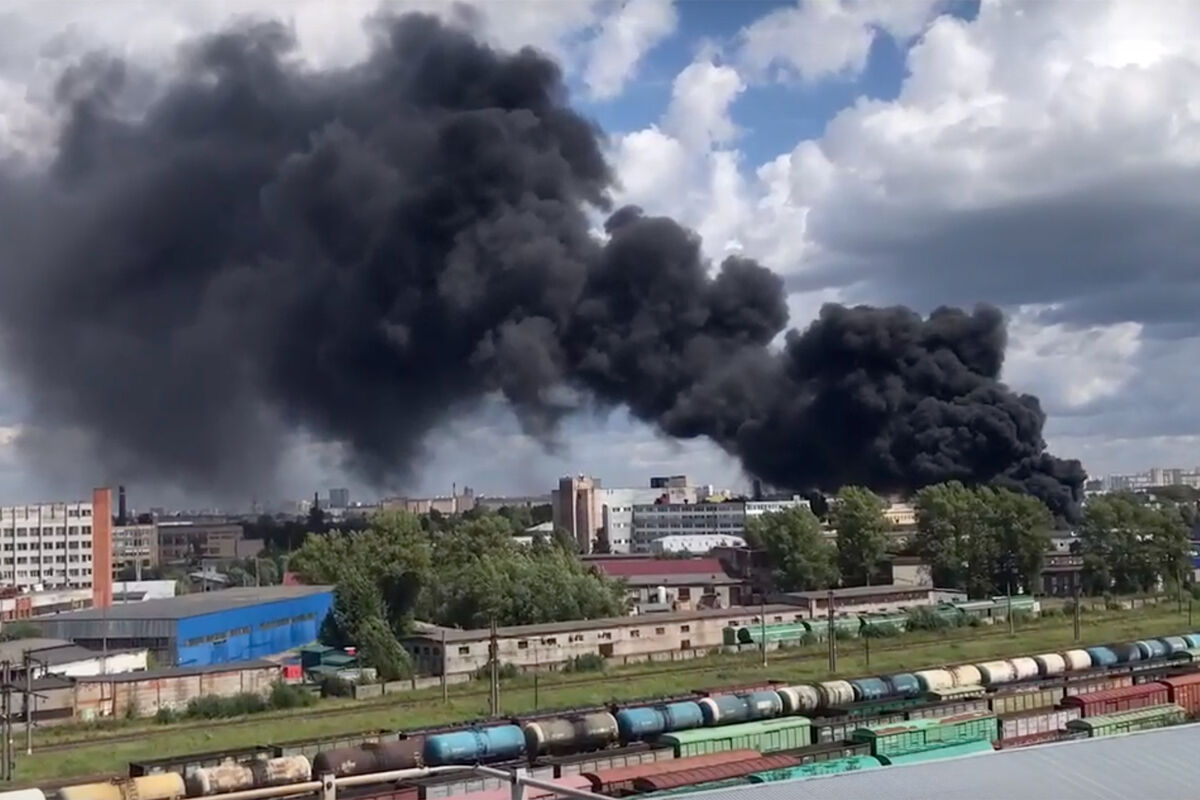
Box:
[582,749,760,796]
[1061,683,1169,716]
[1159,673,1200,717]
[631,754,804,793]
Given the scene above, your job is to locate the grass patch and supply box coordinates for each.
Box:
[18,602,1197,783]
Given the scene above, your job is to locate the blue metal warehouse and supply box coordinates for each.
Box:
[30,585,333,666]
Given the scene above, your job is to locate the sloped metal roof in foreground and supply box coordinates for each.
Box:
[687,724,1200,800]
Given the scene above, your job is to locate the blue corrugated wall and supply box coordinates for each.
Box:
[174,591,333,666]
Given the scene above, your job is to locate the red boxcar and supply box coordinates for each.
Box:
[632,754,803,793]
[1061,682,1168,716]
[582,749,760,795]
[1160,673,1200,716]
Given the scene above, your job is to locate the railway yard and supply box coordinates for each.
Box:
[8,610,1200,800]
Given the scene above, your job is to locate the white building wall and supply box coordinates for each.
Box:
[43,650,149,678]
[0,502,95,591]
[649,535,747,554]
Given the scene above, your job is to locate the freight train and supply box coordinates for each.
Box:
[12,632,1200,800]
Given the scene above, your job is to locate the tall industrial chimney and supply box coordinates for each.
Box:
[117,485,127,525]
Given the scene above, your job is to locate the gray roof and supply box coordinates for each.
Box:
[79,659,280,682]
[781,584,935,601]
[29,585,332,622]
[407,603,804,643]
[620,573,741,586]
[688,724,1200,800]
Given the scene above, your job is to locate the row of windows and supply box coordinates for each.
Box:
[0,526,92,536]
[449,622,706,656]
[7,555,91,564]
[0,507,91,520]
[2,568,91,578]
[182,613,318,647]
[2,541,91,551]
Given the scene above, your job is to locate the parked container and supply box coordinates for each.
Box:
[523,713,618,756]
[616,707,665,741]
[1159,673,1200,716]
[1062,650,1092,671]
[1062,683,1169,716]
[976,660,1017,685]
[1108,643,1142,663]
[654,717,812,758]
[914,669,954,693]
[817,680,855,708]
[61,776,185,800]
[849,678,889,702]
[1135,640,1168,660]
[1010,657,1039,681]
[1084,647,1118,667]
[661,701,705,732]
[949,665,982,688]
[541,743,672,777]
[887,673,921,698]
[581,750,759,795]
[364,739,424,772]
[989,686,1059,715]
[1159,636,1188,655]
[187,756,311,797]
[1033,653,1066,676]
[996,707,1081,748]
[777,685,821,714]
[1066,704,1185,738]
[748,756,882,783]
[423,725,525,765]
[814,713,905,743]
[631,754,802,793]
[876,739,993,766]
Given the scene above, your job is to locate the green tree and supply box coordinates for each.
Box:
[1078,493,1183,594]
[744,507,839,592]
[831,486,890,586]
[980,486,1052,594]
[913,482,991,595]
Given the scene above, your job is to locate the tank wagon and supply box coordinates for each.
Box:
[18,630,1200,800]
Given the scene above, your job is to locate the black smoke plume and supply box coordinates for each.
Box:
[0,12,1085,517]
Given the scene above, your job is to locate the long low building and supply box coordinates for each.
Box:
[0,637,147,678]
[403,604,809,676]
[29,585,333,666]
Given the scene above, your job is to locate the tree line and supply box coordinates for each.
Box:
[288,509,626,680]
[743,482,1195,599]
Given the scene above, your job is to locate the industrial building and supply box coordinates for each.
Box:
[402,603,806,677]
[630,497,810,553]
[772,584,958,618]
[553,475,712,554]
[28,585,333,667]
[0,487,113,605]
[157,520,254,563]
[112,523,159,576]
[585,555,745,610]
[0,637,147,678]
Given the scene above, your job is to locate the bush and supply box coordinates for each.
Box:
[862,623,900,639]
[833,628,856,641]
[320,676,355,698]
[1009,609,1034,624]
[966,616,983,627]
[269,680,317,710]
[184,692,268,720]
[474,662,521,681]
[906,607,952,631]
[154,707,180,725]
[563,653,606,673]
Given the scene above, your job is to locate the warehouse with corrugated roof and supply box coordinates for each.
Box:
[684,723,1200,800]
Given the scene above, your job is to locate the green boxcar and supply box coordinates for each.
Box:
[748,756,882,783]
[654,717,813,758]
[805,617,862,640]
[737,623,811,645]
[1066,704,1185,738]
[852,712,996,758]
[877,739,994,766]
[859,613,909,635]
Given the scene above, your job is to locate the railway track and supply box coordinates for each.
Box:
[31,622,1117,756]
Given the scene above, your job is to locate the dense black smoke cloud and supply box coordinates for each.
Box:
[0,11,1085,517]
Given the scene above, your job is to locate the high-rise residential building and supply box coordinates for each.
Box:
[328,488,350,508]
[0,487,113,608]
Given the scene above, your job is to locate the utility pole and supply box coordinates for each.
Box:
[1007,582,1014,636]
[488,618,499,717]
[440,629,448,704]
[2,661,11,781]
[864,634,870,668]
[826,589,837,673]
[1073,584,1082,642]
[22,652,31,756]
[759,599,767,668]
[533,645,539,709]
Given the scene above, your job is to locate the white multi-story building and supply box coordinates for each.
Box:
[554,476,712,554]
[0,489,112,603]
[648,534,748,554]
[631,497,809,553]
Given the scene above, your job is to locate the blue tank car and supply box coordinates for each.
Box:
[1108,642,1142,663]
[1085,646,1118,667]
[660,701,704,732]
[1135,639,1167,659]
[849,678,889,702]
[616,707,665,741]
[1159,636,1188,655]
[423,724,525,765]
[887,673,921,698]
[1186,634,1200,649]
[699,694,750,726]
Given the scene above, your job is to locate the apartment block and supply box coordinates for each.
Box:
[0,488,113,609]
